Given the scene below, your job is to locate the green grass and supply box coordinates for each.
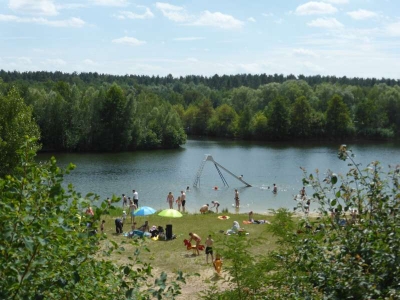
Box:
[100,207,278,274]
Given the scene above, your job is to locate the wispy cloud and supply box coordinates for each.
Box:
[83,59,98,66]
[9,0,58,16]
[386,21,400,36]
[112,36,146,46]
[262,12,274,17]
[293,48,319,57]
[116,6,154,20]
[190,11,244,30]
[0,14,85,27]
[247,17,256,22]
[155,2,190,22]
[42,58,67,67]
[295,2,338,15]
[347,9,378,20]
[89,0,128,7]
[324,0,348,4]
[307,17,344,29]
[173,37,205,41]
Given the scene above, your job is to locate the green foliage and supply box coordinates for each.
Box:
[0,87,40,176]
[203,145,400,299]
[208,104,238,137]
[267,96,290,139]
[325,94,351,137]
[290,96,313,138]
[0,138,184,299]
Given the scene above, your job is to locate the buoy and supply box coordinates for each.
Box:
[214,186,218,190]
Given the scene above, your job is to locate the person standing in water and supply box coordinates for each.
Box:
[180,190,186,213]
[234,189,240,208]
[166,192,174,209]
[273,184,278,194]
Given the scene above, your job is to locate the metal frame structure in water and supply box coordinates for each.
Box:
[193,154,252,188]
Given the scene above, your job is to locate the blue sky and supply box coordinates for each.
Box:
[1,0,400,78]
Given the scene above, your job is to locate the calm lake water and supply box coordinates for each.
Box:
[37,139,400,215]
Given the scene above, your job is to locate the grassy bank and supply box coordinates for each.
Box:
[99,207,278,274]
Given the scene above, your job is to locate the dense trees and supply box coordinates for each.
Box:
[0,71,399,152]
[0,87,40,176]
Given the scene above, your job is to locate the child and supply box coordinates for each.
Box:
[205,235,214,264]
[176,196,182,211]
[213,254,222,275]
[100,220,105,233]
[122,210,127,223]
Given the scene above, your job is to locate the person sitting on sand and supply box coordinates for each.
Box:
[200,204,209,214]
[138,220,149,232]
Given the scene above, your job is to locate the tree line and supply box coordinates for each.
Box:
[1,71,400,156]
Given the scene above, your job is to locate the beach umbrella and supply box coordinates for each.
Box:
[133,206,156,216]
[158,209,183,218]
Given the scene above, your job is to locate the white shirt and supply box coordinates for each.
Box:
[133,191,138,200]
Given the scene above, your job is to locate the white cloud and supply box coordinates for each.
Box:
[324,0,348,4]
[295,2,338,15]
[347,9,378,20]
[386,21,400,36]
[186,57,198,62]
[155,2,190,22]
[191,11,244,30]
[112,36,146,46]
[0,14,85,27]
[262,12,274,17]
[173,37,205,41]
[293,48,319,57]
[43,58,67,67]
[17,56,32,64]
[307,17,344,29]
[89,0,128,7]
[298,61,324,72]
[274,18,284,24]
[116,6,154,20]
[9,0,58,16]
[83,59,98,66]
[247,17,256,22]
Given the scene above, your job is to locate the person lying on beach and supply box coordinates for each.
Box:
[225,221,241,235]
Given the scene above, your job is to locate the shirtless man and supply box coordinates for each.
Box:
[181,190,186,212]
[166,192,174,209]
[189,232,201,256]
[205,235,214,263]
[234,189,240,208]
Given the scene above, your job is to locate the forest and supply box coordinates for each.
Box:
[1,70,400,153]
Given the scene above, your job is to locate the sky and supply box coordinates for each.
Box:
[1,0,400,79]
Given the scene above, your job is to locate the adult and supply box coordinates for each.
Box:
[200,204,209,214]
[211,200,220,213]
[234,189,240,208]
[132,189,139,208]
[122,194,128,207]
[115,218,123,234]
[273,184,278,194]
[166,192,174,209]
[189,232,201,256]
[226,221,241,235]
[300,187,307,199]
[205,235,214,264]
[180,190,186,213]
[138,220,149,232]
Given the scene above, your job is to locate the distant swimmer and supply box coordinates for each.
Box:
[272,183,278,194]
[238,175,243,179]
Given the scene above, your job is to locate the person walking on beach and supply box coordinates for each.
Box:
[181,190,186,212]
[189,232,201,256]
[234,189,240,208]
[132,189,139,208]
[166,192,174,209]
[205,235,214,263]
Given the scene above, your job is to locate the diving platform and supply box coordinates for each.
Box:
[193,155,252,188]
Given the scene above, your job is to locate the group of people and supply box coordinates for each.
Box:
[166,189,187,212]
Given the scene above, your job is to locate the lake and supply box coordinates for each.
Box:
[37,138,400,215]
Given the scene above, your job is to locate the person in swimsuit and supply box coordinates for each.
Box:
[211,200,220,213]
[205,235,214,263]
[189,232,201,255]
